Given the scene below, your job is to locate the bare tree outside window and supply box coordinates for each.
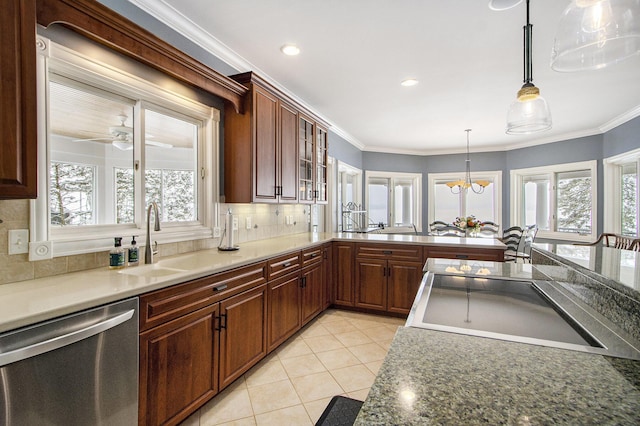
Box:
[50,162,95,226]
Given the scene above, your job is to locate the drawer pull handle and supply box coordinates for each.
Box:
[283,262,292,267]
[455,254,469,259]
[310,253,318,258]
[383,250,392,255]
[213,284,228,292]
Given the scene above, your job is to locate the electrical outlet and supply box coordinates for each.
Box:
[8,229,29,255]
[232,217,239,231]
[246,216,252,230]
[213,227,221,238]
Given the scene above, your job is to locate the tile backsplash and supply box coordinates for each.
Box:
[0,200,322,285]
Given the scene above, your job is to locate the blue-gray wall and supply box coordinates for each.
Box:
[96,0,640,235]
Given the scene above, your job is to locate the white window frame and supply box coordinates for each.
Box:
[365,171,422,232]
[30,36,220,259]
[510,160,597,242]
[427,171,502,229]
[336,160,363,232]
[604,147,640,236]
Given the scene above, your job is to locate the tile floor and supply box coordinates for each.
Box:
[180,309,405,426]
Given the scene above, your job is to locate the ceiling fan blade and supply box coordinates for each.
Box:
[72,137,112,142]
[146,140,173,149]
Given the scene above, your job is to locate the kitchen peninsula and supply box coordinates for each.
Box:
[354,258,640,425]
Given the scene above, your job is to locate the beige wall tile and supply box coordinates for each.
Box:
[34,257,68,278]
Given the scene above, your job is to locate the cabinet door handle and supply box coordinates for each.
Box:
[283,262,291,268]
[216,313,227,331]
[455,254,469,259]
[275,186,282,196]
[213,284,228,292]
[382,267,386,277]
[383,250,392,255]
[300,276,307,288]
[387,267,391,277]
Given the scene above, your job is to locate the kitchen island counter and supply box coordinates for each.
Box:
[355,326,640,425]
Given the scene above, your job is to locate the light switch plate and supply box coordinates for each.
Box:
[246,216,252,230]
[213,227,221,238]
[8,229,29,255]
[232,217,239,231]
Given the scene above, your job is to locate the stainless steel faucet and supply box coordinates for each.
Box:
[145,202,161,264]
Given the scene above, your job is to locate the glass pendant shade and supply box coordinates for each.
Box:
[506,83,552,134]
[551,0,640,71]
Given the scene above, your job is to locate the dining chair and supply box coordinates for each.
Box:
[478,221,500,238]
[575,233,640,251]
[515,224,538,263]
[434,225,465,237]
[501,226,524,262]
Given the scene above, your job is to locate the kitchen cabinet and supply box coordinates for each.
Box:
[139,305,219,426]
[323,243,333,309]
[299,115,329,204]
[219,284,268,389]
[301,247,324,325]
[224,72,299,203]
[355,244,424,315]
[138,262,267,425]
[267,247,324,351]
[333,242,356,307]
[0,0,38,199]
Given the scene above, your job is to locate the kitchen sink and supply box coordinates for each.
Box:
[407,272,640,360]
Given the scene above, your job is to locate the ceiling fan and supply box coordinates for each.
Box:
[72,114,173,150]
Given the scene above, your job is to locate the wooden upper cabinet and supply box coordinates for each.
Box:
[224,72,329,204]
[0,0,38,199]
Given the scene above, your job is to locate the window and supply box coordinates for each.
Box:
[337,162,363,232]
[604,149,640,237]
[32,36,219,257]
[365,171,421,231]
[428,172,502,227]
[511,161,597,241]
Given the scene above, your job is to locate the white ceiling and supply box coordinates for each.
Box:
[129,0,640,155]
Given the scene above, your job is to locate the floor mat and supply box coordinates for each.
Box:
[315,395,364,426]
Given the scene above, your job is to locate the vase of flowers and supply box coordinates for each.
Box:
[454,215,481,237]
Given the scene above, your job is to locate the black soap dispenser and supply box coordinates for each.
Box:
[128,236,139,267]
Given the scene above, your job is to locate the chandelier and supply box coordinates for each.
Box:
[446,129,490,194]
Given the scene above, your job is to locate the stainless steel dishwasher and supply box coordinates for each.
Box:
[0,297,138,425]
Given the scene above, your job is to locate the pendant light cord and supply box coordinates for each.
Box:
[523,0,533,85]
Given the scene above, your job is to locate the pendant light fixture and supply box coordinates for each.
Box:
[551,0,640,72]
[506,0,552,134]
[446,130,490,194]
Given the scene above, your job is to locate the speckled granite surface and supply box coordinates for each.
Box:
[355,327,640,425]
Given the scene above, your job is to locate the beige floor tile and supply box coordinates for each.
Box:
[333,330,374,347]
[348,342,388,364]
[245,358,289,387]
[179,411,200,426]
[281,353,326,378]
[254,404,312,426]
[314,310,343,324]
[304,334,345,353]
[247,379,301,415]
[291,371,344,403]
[330,364,376,393]
[199,388,253,425]
[315,347,361,370]
[365,359,384,375]
[299,322,331,339]
[322,319,358,334]
[348,388,371,401]
[276,337,313,359]
[377,338,393,351]
[216,418,256,426]
[361,325,397,342]
[350,317,385,330]
[303,397,334,423]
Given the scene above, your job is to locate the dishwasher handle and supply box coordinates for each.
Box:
[0,309,135,368]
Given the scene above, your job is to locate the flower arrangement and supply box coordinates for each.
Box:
[454,215,481,233]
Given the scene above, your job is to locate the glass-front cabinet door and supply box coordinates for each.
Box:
[299,116,314,203]
[315,125,328,204]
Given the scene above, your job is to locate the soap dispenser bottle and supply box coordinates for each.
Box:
[128,236,139,267]
[109,237,126,269]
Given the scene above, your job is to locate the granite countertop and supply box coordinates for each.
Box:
[0,232,503,333]
[355,327,640,425]
[355,257,640,424]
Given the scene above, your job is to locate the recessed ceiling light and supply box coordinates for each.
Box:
[401,78,419,87]
[281,44,300,56]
